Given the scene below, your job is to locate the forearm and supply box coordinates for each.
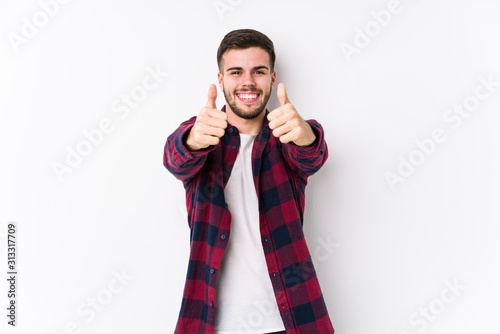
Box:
[163,117,216,183]
[281,120,328,179]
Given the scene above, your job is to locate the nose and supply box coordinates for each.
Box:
[240,71,256,88]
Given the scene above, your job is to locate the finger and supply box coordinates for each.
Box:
[200,134,221,146]
[198,123,226,138]
[206,127,226,138]
[268,105,296,129]
[206,84,217,109]
[277,82,289,106]
[271,121,294,138]
[206,108,228,121]
[205,116,228,130]
[267,106,284,122]
[268,115,287,131]
[278,127,299,144]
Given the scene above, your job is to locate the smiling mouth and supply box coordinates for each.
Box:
[236,92,260,104]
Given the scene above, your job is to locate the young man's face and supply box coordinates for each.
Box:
[218,46,276,120]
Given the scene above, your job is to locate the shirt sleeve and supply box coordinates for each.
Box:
[163,116,217,184]
[280,119,329,180]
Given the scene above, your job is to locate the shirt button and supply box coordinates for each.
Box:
[231,145,236,150]
[209,301,213,307]
[229,127,234,133]
[221,234,226,240]
[264,238,268,242]
[273,272,277,277]
[210,268,215,274]
[282,305,285,310]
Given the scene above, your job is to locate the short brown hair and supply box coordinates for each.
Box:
[217,29,276,73]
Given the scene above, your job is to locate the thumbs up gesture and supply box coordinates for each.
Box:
[267,83,316,146]
[185,84,228,151]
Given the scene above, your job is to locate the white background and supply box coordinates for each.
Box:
[1,0,499,333]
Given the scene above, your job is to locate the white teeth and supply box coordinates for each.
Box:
[238,93,258,100]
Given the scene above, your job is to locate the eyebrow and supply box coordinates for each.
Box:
[226,66,269,72]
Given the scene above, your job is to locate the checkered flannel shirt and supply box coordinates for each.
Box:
[163,105,335,334]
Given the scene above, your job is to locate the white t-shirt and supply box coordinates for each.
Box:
[215,133,286,334]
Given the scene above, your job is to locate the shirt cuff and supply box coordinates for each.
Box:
[285,120,325,155]
[175,122,218,161]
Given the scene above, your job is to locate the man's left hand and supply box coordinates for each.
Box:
[267,82,316,147]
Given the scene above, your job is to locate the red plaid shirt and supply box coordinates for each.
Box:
[163,105,335,334]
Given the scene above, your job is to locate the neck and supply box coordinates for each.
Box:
[225,105,266,135]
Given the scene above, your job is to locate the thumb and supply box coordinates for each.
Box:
[206,84,217,109]
[277,82,289,106]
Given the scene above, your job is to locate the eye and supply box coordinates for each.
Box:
[231,71,241,75]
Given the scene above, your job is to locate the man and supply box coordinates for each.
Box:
[164,29,334,334]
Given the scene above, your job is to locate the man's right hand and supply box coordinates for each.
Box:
[185,84,228,151]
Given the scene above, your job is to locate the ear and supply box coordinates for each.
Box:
[218,72,224,92]
[271,70,277,91]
